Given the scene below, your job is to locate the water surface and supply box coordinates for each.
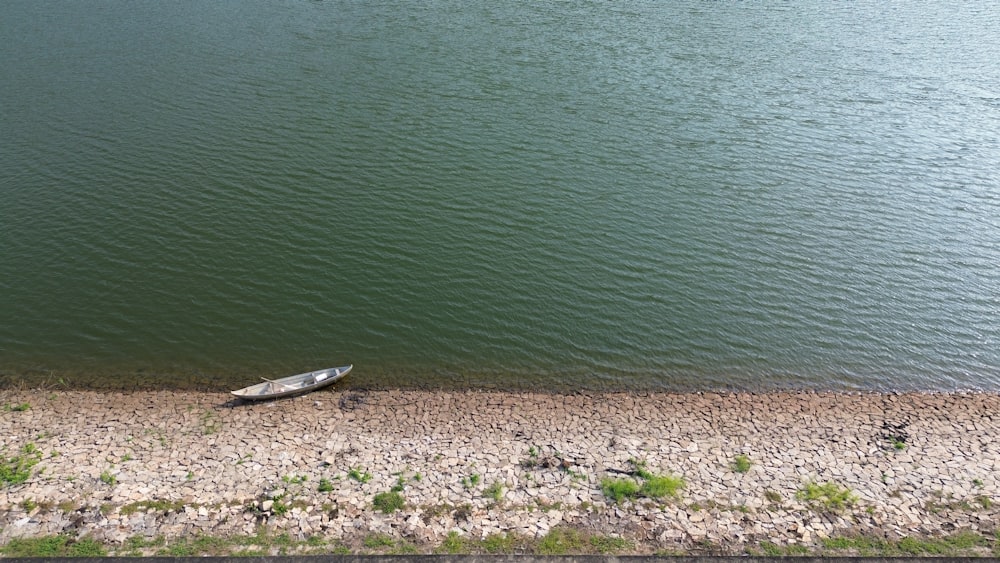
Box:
[2,1,999,391]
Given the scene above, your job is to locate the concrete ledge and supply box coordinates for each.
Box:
[7,557,1000,563]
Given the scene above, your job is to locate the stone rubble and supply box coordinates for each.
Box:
[1,388,998,553]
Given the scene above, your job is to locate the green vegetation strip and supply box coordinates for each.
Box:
[1,535,106,557]
[3,529,998,557]
[820,531,996,557]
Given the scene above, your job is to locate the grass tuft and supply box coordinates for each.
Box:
[100,470,117,486]
[485,481,504,502]
[601,477,641,503]
[482,533,517,554]
[372,491,405,513]
[537,527,587,555]
[641,474,685,499]
[796,480,857,510]
[602,466,685,503]
[1,443,42,486]
[437,531,466,554]
[732,454,751,473]
[348,467,371,483]
[362,533,395,549]
[630,458,654,479]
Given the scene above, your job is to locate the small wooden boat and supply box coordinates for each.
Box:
[231,365,352,400]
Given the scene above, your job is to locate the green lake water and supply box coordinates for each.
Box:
[2,1,999,391]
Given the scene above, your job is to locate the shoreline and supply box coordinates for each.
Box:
[8,366,995,395]
[2,388,998,556]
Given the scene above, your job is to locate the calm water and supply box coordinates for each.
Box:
[2,1,999,391]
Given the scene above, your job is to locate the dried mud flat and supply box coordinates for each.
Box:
[1,388,998,556]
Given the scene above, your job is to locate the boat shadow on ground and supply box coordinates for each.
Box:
[217,387,369,410]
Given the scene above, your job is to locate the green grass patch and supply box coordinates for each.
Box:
[1,535,106,557]
[438,528,638,556]
[155,534,233,557]
[485,481,504,502]
[822,532,990,557]
[317,478,334,492]
[641,474,685,499]
[481,532,518,554]
[355,534,416,555]
[437,531,467,554]
[69,538,108,557]
[363,533,395,549]
[630,458,654,479]
[602,468,685,503]
[759,541,782,556]
[822,535,890,556]
[177,529,334,556]
[1,443,42,486]
[390,474,406,493]
[796,480,857,510]
[589,535,632,554]
[899,532,987,555]
[156,537,223,557]
[123,535,165,552]
[537,527,587,555]
[601,477,641,503]
[239,528,294,551]
[536,528,633,555]
[4,402,31,412]
[348,467,371,483]
[119,535,165,555]
[372,490,405,513]
[732,454,751,473]
[462,473,481,488]
[100,470,117,486]
[785,544,811,555]
[108,528,355,557]
[389,541,419,555]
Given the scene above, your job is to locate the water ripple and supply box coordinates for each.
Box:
[2,1,999,390]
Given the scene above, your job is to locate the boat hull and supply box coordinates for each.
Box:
[231,365,352,400]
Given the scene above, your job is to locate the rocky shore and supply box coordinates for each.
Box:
[1,388,998,556]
